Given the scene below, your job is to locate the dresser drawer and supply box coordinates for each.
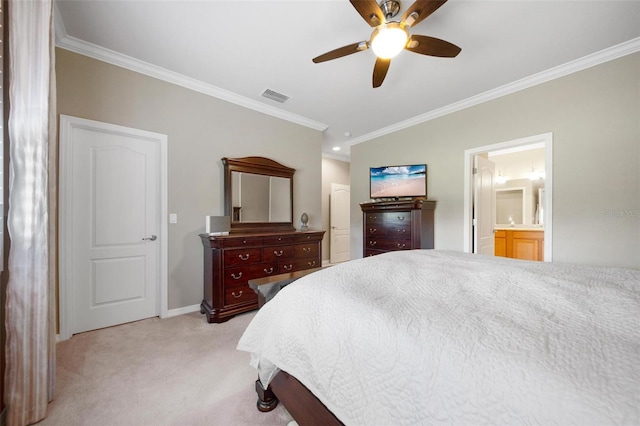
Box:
[365,211,412,225]
[223,248,263,267]
[224,283,257,306]
[366,224,411,238]
[380,212,411,225]
[263,245,294,262]
[365,249,387,257]
[364,212,385,224]
[279,257,320,272]
[263,235,296,245]
[224,263,278,287]
[365,224,388,237]
[365,238,411,251]
[294,233,321,243]
[293,244,319,258]
[219,236,263,248]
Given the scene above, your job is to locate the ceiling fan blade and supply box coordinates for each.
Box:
[402,0,447,27]
[372,57,391,88]
[350,0,385,27]
[312,41,369,63]
[405,34,461,57]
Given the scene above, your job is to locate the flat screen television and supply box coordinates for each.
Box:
[369,164,427,199]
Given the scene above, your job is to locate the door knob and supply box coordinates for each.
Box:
[142,235,157,241]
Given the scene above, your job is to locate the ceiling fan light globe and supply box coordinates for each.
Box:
[370,22,408,59]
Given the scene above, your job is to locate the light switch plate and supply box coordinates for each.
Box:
[169,213,178,224]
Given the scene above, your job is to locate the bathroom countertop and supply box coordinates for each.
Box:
[495,227,544,231]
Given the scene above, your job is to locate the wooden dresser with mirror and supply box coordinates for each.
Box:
[199,156,324,323]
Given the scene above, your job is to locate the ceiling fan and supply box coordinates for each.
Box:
[312,0,461,88]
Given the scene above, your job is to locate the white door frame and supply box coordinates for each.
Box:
[58,115,168,340]
[463,132,553,261]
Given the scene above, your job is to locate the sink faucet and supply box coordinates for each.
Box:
[508,216,515,227]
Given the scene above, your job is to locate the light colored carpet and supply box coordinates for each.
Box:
[40,311,292,426]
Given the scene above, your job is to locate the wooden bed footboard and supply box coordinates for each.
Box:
[256,370,344,426]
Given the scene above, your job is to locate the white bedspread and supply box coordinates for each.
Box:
[237,250,640,425]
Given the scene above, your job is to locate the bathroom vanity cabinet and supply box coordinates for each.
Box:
[495,229,544,261]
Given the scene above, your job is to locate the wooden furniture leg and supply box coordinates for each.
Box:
[255,378,278,412]
[256,371,344,426]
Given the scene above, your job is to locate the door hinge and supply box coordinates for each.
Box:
[472,167,478,174]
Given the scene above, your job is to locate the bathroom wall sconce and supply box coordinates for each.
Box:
[528,167,545,181]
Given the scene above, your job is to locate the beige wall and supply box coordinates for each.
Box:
[56,49,323,311]
[351,53,640,269]
[321,157,351,262]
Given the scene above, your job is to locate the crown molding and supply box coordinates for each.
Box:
[347,37,640,148]
[53,12,328,132]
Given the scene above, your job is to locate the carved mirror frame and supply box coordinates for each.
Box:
[222,156,295,233]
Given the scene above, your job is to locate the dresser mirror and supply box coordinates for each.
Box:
[223,156,295,233]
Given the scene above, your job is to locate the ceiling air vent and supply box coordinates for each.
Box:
[261,89,290,104]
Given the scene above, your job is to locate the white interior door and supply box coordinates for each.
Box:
[473,156,495,255]
[60,116,166,337]
[330,183,350,264]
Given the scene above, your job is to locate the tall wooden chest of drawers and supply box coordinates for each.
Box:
[199,230,325,323]
[361,200,436,257]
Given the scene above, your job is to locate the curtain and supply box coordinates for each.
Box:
[5,0,56,425]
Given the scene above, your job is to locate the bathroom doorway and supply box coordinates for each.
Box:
[463,133,553,261]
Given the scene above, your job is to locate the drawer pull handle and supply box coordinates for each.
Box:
[369,215,376,220]
[307,261,316,267]
[231,291,243,299]
[242,240,247,244]
[397,216,405,221]
[302,247,311,253]
[369,228,377,233]
[239,254,250,261]
[283,264,293,271]
[369,241,377,246]
[397,229,406,234]
[231,272,243,280]
[273,250,284,257]
[397,243,406,248]
[264,267,274,274]
[278,237,283,241]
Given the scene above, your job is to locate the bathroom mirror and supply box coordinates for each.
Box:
[495,188,525,225]
[223,156,295,233]
[495,179,545,226]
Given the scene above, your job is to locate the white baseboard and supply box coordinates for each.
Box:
[165,304,201,318]
[56,305,202,341]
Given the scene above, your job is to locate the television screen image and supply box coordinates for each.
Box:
[370,164,427,199]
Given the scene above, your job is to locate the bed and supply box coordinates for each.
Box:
[237,250,640,425]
